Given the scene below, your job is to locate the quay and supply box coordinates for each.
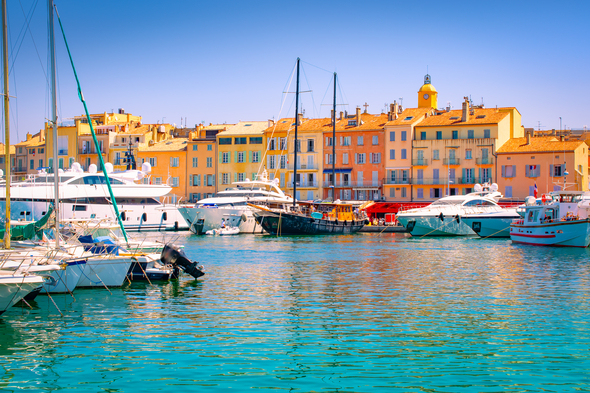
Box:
[359,225,407,233]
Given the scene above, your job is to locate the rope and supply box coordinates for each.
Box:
[476,225,511,240]
[417,217,457,238]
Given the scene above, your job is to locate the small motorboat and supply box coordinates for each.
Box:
[205,227,240,236]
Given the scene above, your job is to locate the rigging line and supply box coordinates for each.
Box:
[9,0,39,75]
[300,63,317,119]
[337,77,349,113]
[18,0,47,83]
[300,60,332,74]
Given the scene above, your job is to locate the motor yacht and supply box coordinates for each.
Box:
[179,170,293,234]
[396,183,506,236]
[461,208,521,238]
[0,162,188,232]
[510,191,590,247]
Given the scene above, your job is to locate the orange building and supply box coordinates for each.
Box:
[497,133,588,199]
[137,137,188,203]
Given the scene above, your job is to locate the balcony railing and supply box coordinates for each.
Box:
[409,177,493,185]
[443,158,461,165]
[383,178,410,185]
[12,167,27,173]
[288,181,319,188]
[412,159,428,166]
[476,157,494,165]
[288,163,319,170]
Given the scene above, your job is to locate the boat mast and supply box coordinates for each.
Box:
[2,0,9,249]
[332,72,336,201]
[293,57,300,208]
[49,0,59,247]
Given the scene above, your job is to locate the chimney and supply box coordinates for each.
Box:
[393,101,399,120]
[356,107,361,125]
[526,131,531,145]
[461,97,470,122]
[268,119,275,129]
[297,113,303,126]
[560,135,565,142]
[40,128,45,142]
[26,132,32,141]
[552,128,556,136]
[339,111,344,120]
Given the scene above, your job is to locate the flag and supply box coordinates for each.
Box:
[534,183,538,198]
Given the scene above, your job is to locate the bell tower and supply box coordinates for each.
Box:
[418,74,438,109]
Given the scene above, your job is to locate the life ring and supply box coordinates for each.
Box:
[541,194,550,203]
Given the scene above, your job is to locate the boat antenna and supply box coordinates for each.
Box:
[54,5,129,244]
[293,57,300,208]
[2,0,10,248]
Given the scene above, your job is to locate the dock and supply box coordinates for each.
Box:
[359,225,407,233]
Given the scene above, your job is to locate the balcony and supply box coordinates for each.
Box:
[383,178,410,185]
[412,178,448,185]
[288,181,319,188]
[476,157,494,165]
[412,159,429,166]
[322,181,350,188]
[288,163,319,170]
[12,167,27,173]
[346,180,382,188]
[58,149,68,156]
[443,158,461,165]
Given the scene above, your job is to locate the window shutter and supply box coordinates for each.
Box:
[267,155,270,169]
[234,173,237,182]
[526,165,530,177]
[219,152,222,163]
[340,136,343,146]
[248,151,252,162]
[430,188,434,198]
[198,174,201,186]
[377,153,381,163]
[462,168,466,181]
[369,153,373,164]
[212,174,215,185]
[562,164,566,173]
[501,165,505,177]
[512,165,516,177]
[355,153,358,164]
[189,174,192,185]
[325,154,329,164]
[550,164,554,176]
[478,168,481,181]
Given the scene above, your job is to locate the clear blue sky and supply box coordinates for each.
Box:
[3,0,589,143]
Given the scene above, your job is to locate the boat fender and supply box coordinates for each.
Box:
[344,220,347,226]
[365,218,370,225]
[174,221,179,231]
[439,212,444,222]
[241,213,247,222]
[335,219,339,225]
[455,214,460,224]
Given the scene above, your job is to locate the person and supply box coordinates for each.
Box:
[221,218,226,228]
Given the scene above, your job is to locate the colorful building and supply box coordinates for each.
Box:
[216,121,268,191]
[187,123,231,202]
[262,118,294,194]
[13,131,46,177]
[497,134,589,199]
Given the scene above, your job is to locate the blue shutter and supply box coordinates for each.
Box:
[512,165,516,177]
[462,168,466,183]
[501,165,505,177]
[550,164,554,177]
[478,168,481,182]
[430,188,434,198]
[212,175,215,185]
[525,165,530,177]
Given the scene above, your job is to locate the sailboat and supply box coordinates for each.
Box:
[252,60,367,235]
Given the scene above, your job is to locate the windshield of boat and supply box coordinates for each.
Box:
[213,192,268,198]
[430,199,465,206]
[462,199,497,206]
[23,175,75,184]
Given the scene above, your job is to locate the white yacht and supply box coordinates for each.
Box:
[179,171,293,234]
[396,183,506,237]
[0,162,188,232]
[461,208,521,238]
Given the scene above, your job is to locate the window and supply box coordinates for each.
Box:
[30,159,34,170]
[234,137,247,145]
[436,131,442,140]
[192,145,198,151]
[452,130,458,139]
[192,157,198,168]
[154,177,162,185]
[371,153,381,164]
[433,150,439,160]
[403,116,413,121]
[279,137,287,150]
[464,168,474,183]
[484,129,490,138]
[502,165,516,178]
[468,130,474,139]
[170,157,179,167]
[171,177,179,187]
[389,188,395,198]
[149,157,157,167]
[401,131,407,141]
[307,139,314,152]
[389,132,395,142]
[343,153,349,165]
[552,164,564,177]
[207,174,215,186]
[356,153,366,164]
[38,159,43,168]
[222,152,230,164]
[390,149,395,160]
[372,135,379,145]
[505,186,512,198]
[280,155,286,169]
[219,138,232,145]
[58,136,68,155]
[269,155,276,169]
[326,137,333,147]
[357,136,364,146]
[192,174,201,186]
[481,168,491,182]
[295,139,301,153]
[401,188,407,198]
[207,145,212,151]
[342,136,351,146]
[401,149,407,159]
[222,173,230,184]
[252,151,260,163]
[417,188,423,199]
[206,157,212,168]
[29,148,35,154]
[465,149,472,160]
[249,137,262,144]
[348,120,357,126]
[39,148,44,154]
[237,152,245,163]
[238,173,245,182]
[327,154,335,165]
[421,132,426,140]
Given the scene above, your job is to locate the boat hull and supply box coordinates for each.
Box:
[461,216,517,238]
[0,275,44,314]
[510,219,590,247]
[396,215,475,236]
[40,260,86,294]
[254,210,365,235]
[179,206,264,234]
[77,257,132,287]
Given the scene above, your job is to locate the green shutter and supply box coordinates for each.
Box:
[248,151,252,163]
[219,152,222,163]
[235,151,238,162]
[234,172,237,182]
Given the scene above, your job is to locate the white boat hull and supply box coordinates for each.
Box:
[77,256,132,287]
[40,260,86,294]
[510,219,590,247]
[0,275,44,314]
[396,215,475,236]
[179,206,265,234]
[461,210,520,238]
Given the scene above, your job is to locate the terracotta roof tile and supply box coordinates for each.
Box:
[497,137,586,153]
[416,108,509,127]
[385,108,433,125]
[138,137,188,152]
[217,121,268,136]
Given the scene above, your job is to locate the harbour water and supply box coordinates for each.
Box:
[1,232,590,392]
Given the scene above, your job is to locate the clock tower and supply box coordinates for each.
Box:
[418,74,438,109]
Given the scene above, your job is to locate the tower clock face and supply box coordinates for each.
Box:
[423,93,429,100]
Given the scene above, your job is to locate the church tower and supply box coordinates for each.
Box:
[418,74,438,109]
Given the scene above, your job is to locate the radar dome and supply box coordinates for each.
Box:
[473,183,482,192]
[104,162,114,173]
[491,183,498,192]
[525,196,536,206]
[89,164,97,174]
[141,162,152,173]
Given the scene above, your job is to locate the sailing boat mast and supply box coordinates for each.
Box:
[292,57,300,208]
[332,72,336,201]
[2,0,9,249]
[49,0,59,247]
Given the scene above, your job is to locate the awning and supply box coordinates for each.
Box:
[322,168,352,173]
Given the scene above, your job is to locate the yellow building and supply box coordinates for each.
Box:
[412,95,524,200]
[14,131,46,177]
[497,134,588,199]
[262,118,293,191]
[417,74,438,109]
[217,121,268,191]
[186,124,232,202]
[110,123,173,171]
[137,137,188,203]
[45,118,89,172]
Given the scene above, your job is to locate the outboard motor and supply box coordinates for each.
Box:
[160,244,205,279]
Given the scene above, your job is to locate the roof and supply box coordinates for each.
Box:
[418,83,437,93]
[217,121,268,136]
[267,113,388,134]
[205,124,234,130]
[1,144,16,154]
[15,132,44,148]
[497,136,587,154]
[138,137,188,152]
[385,108,433,126]
[415,107,510,127]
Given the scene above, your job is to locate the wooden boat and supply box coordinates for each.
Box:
[252,202,367,235]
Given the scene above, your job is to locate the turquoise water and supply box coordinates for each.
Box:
[1,233,590,392]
